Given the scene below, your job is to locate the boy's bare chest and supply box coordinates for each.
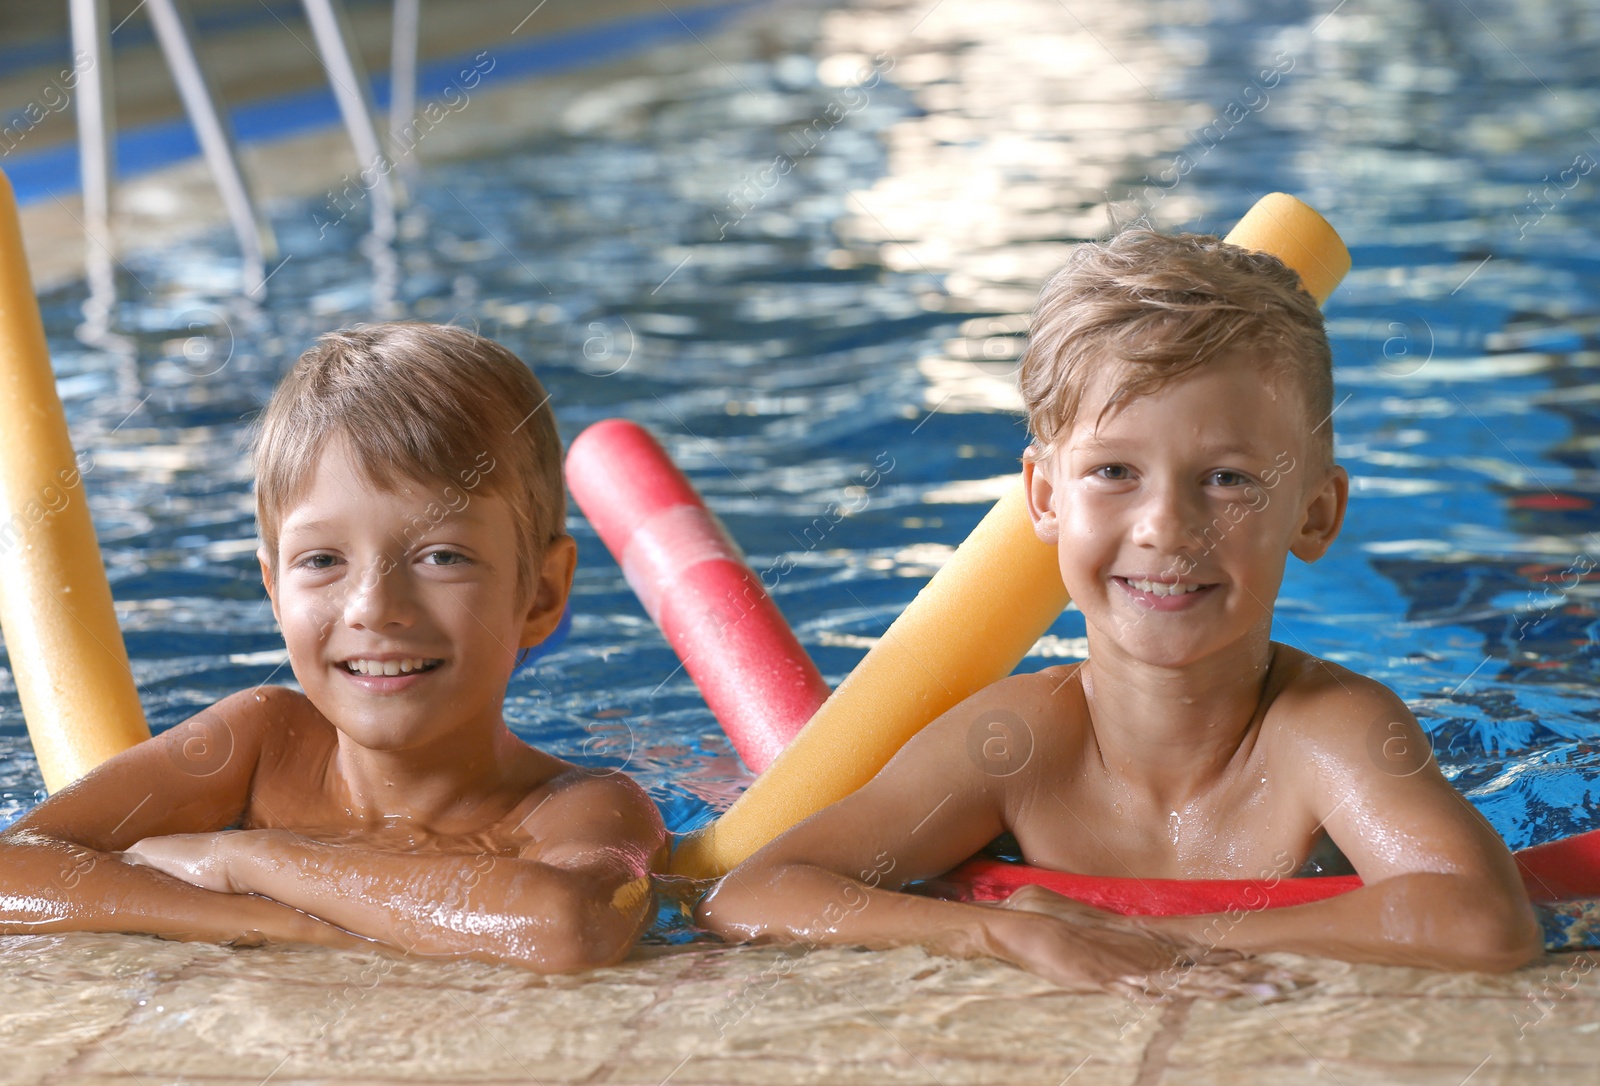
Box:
[1010,762,1322,880]
[238,721,552,854]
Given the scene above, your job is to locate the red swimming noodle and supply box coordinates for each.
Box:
[566,419,830,773]
[942,832,1600,914]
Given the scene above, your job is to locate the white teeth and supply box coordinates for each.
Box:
[1128,579,1203,598]
[344,657,438,676]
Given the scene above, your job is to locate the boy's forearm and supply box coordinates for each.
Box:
[0,833,360,950]
[225,831,651,970]
[698,860,1017,965]
[1144,872,1541,972]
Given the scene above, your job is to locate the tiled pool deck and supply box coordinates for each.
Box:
[7,932,1598,1085]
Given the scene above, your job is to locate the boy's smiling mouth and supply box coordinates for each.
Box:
[340,656,444,676]
[1112,575,1218,609]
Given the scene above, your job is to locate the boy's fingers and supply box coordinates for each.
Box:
[1116,959,1311,1002]
[1191,945,1247,965]
[1227,957,1316,1001]
[1039,972,1093,994]
[1108,976,1159,1001]
[118,840,164,867]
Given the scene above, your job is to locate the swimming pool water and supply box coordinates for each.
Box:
[2,0,1599,935]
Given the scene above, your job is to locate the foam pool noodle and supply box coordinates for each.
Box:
[0,168,149,793]
[670,192,1351,879]
[567,419,830,773]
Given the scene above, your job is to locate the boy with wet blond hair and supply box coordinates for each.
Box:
[698,231,1540,991]
[0,322,666,972]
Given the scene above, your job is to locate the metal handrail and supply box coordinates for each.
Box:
[146,0,276,293]
[67,0,115,314]
[389,0,420,181]
[68,0,421,298]
[301,0,402,241]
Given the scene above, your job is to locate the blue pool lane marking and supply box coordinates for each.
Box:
[5,0,757,207]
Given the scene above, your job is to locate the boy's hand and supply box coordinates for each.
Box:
[985,900,1195,991]
[121,831,250,894]
[985,897,1304,999]
[993,883,1125,926]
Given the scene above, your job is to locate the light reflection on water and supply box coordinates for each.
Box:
[2,0,1599,912]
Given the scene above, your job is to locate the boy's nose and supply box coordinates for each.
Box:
[1130,481,1202,555]
[341,555,416,629]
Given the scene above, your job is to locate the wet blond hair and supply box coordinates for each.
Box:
[1019,230,1333,472]
[253,322,564,596]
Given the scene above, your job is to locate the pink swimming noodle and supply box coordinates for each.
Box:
[566,419,830,773]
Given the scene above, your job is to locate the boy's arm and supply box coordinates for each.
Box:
[695,678,1209,991]
[0,688,363,950]
[1135,680,1540,972]
[134,770,668,972]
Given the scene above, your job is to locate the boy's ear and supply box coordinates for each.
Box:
[256,545,282,625]
[520,534,578,648]
[1290,464,1349,563]
[1022,451,1059,545]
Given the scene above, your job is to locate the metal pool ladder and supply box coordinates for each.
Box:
[68,0,419,298]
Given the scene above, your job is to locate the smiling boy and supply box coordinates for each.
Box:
[0,323,666,971]
[696,231,1540,990]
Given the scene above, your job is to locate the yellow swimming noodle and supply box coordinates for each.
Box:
[1225,192,1349,306]
[0,168,148,793]
[671,193,1350,879]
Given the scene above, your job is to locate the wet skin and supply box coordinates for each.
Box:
[0,437,667,971]
[697,353,1540,992]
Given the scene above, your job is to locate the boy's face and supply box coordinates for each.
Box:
[1024,352,1347,670]
[258,437,574,753]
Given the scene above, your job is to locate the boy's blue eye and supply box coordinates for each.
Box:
[1208,470,1250,487]
[301,554,338,570]
[1095,464,1131,481]
[423,549,467,565]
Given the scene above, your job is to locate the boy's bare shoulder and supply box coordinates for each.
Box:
[998,664,1091,739]
[156,684,327,775]
[201,686,339,821]
[1262,644,1415,765]
[916,664,1089,784]
[958,665,1089,723]
[214,685,335,756]
[531,760,660,815]
[196,684,323,729]
[512,761,667,869]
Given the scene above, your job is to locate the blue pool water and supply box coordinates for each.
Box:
[2,0,1599,938]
